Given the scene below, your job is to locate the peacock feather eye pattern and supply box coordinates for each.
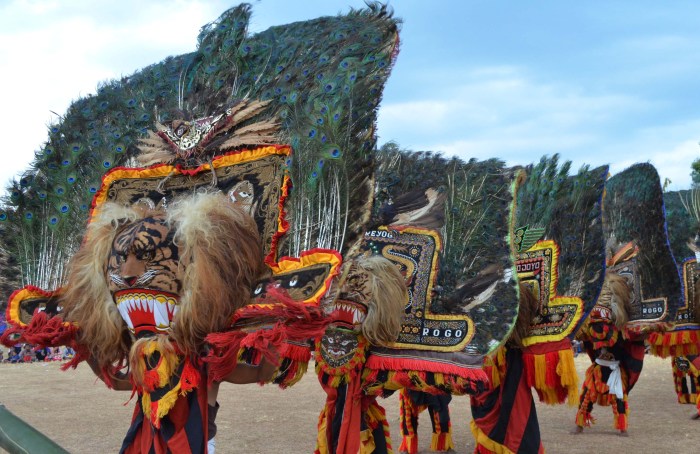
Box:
[3,2,399,288]
[370,145,521,356]
[604,163,684,325]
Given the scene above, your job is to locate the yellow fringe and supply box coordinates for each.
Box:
[157,353,179,387]
[430,431,455,452]
[682,331,691,344]
[533,353,547,391]
[469,421,515,454]
[434,373,445,386]
[141,381,183,426]
[485,347,507,388]
[156,384,181,419]
[315,407,329,454]
[141,338,180,387]
[364,402,393,454]
[525,347,580,405]
[648,330,700,358]
[359,429,376,454]
[556,349,580,406]
[278,361,309,387]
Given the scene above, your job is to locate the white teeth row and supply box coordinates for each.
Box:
[328,302,364,323]
[116,294,178,330]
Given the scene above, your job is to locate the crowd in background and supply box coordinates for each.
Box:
[0,343,75,363]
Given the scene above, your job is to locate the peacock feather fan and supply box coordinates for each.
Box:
[664,189,700,263]
[661,188,700,328]
[237,2,400,257]
[603,163,682,324]
[368,143,519,358]
[514,154,608,343]
[2,3,399,287]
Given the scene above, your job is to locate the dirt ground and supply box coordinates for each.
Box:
[0,354,698,453]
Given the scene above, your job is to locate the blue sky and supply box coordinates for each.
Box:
[1,0,698,189]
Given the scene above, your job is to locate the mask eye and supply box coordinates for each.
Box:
[254,283,264,295]
[289,276,299,287]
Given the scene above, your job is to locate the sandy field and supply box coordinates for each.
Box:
[1,354,698,453]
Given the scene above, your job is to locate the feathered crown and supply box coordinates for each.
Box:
[650,188,700,354]
[680,188,700,257]
[136,99,279,167]
[0,3,400,291]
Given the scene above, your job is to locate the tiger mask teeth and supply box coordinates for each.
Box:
[324,299,367,328]
[113,289,179,335]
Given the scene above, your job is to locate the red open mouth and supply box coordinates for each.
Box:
[324,299,367,329]
[113,289,179,336]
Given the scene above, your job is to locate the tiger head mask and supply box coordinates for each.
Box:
[108,212,181,337]
[320,254,407,369]
[60,192,264,372]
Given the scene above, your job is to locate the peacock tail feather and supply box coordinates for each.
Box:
[514,154,608,340]
[664,189,700,262]
[1,3,399,287]
[603,163,683,323]
[372,143,519,355]
[662,189,700,328]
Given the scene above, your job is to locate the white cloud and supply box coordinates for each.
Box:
[645,140,699,190]
[378,65,657,172]
[0,0,230,186]
[1,1,698,192]
[605,125,700,190]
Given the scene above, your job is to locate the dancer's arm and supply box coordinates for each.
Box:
[86,356,132,390]
[220,356,278,384]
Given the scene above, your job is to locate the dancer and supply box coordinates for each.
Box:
[470,284,545,453]
[315,254,408,454]
[573,270,642,435]
[398,390,453,454]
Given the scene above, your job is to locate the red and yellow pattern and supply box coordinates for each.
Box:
[517,240,584,345]
[90,145,292,264]
[5,286,63,328]
[269,248,343,306]
[516,240,582,405]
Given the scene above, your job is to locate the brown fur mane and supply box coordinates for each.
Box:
[168,192,263,355]
[508,283,538,348]
[605,272,632,329]
[61,192,264,371]
[355,255,408,347]
[61,203,145,369]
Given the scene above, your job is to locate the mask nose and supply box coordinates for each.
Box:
[121,254,145,287]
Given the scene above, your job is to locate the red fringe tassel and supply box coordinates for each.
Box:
[648,329,700,358]
[0,311,79,349]
[205,286,331,384]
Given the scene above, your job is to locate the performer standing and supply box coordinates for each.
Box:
[573,270,643,435]
[398,389,453,454]
[470,284,545,453]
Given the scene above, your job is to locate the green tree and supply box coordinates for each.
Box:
[692,157,700,188]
